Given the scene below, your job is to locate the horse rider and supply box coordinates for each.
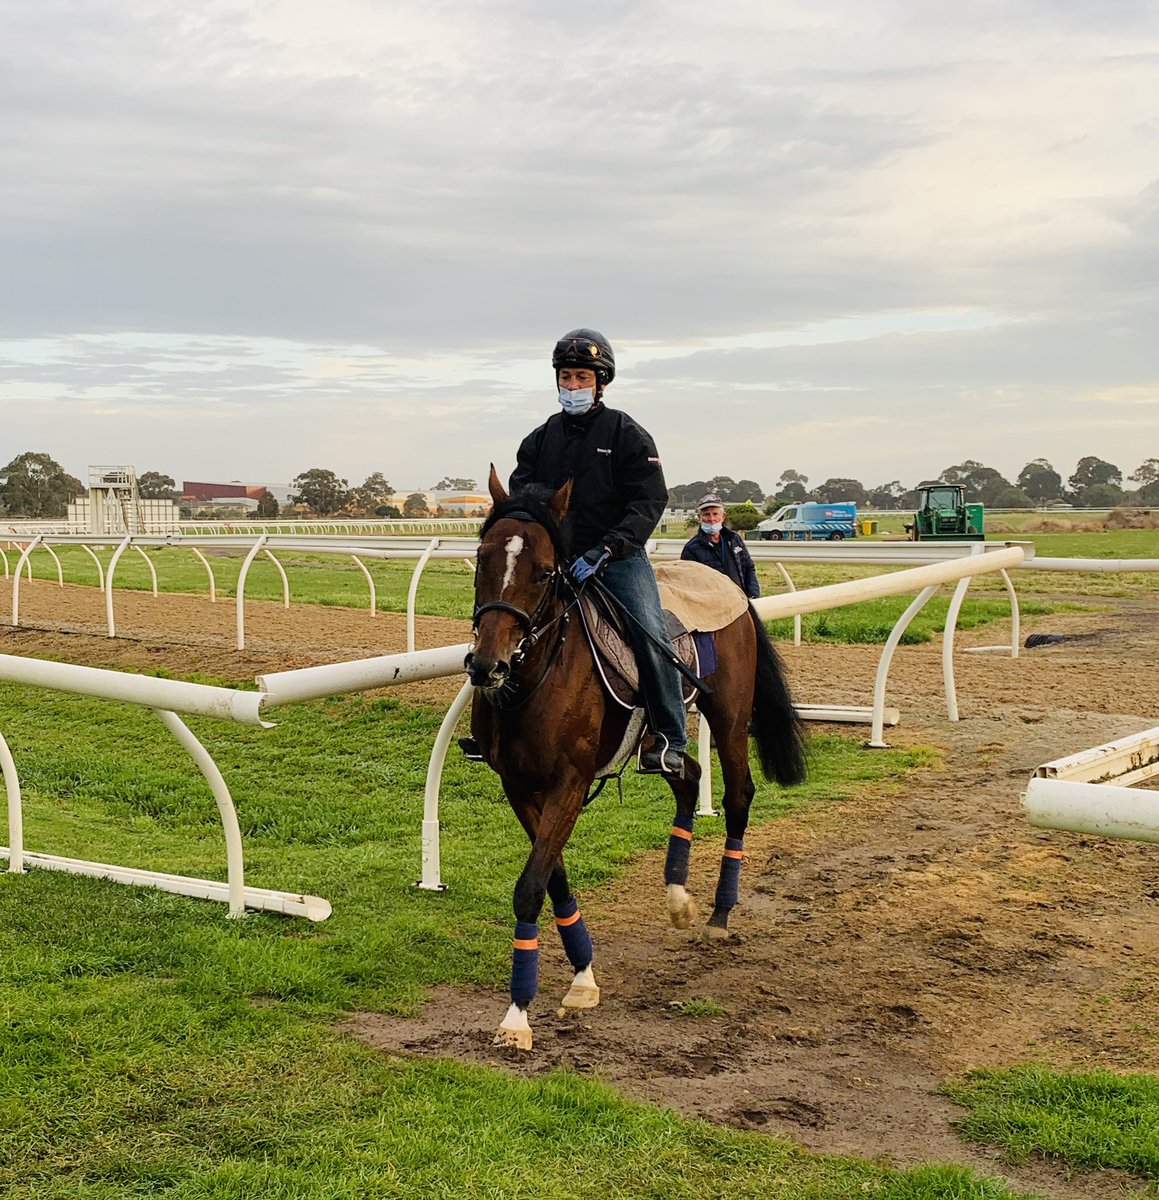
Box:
[508,327,688,777]
[681,492,761,598]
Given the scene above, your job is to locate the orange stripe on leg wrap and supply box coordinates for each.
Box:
[513,938,539,951]
[670,826,693,841]
[555,910,582,927]
[724,849,744,860]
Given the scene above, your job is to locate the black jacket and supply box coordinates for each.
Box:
[510,403,667,560]
[681,526,760,598]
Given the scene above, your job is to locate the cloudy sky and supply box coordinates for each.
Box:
[2,0,1157,495]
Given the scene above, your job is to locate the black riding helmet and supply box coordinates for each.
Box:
[552,328,616,387]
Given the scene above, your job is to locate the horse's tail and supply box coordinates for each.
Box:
[748,605,808,786]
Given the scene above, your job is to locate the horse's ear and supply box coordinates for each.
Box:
[550,478,572,521]
[488,464,509,506]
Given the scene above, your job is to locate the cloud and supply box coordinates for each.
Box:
[1,1,1157,490]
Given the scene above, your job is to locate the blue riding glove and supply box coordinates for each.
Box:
[570,546,611,585]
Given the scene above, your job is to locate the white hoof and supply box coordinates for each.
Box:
[667,883,699,930]
[494,1002,533,1051]
[561,966,600,1009]
[494,1025,533,1050]
[698,923,732,942]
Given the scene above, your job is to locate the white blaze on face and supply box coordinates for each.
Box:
[502,534,524,592]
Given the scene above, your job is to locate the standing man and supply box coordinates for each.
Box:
[681,493,761,598]
[509,328,687,777]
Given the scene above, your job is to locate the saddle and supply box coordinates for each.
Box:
[577,593,700,712]
[576,559,751,714]
[576,560,752,780]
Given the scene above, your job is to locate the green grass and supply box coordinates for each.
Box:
[0,677,1040,1198]
[947,1065,1159,1181]
[764,594,1075,646]
[0,986,1035,1199]
[670,997,728,1018]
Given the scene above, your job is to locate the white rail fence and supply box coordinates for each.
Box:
[3,546,1031,913]
[1023,726,1159,844]
[13,532,1159,658]
[0,652,329,921]
[6,533,479,650]
[6,537,1158,910]
[4,531,1073,657]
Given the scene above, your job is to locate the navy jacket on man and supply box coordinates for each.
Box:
[681,525,760,598]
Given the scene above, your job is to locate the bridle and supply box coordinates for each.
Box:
[471,513,575,698]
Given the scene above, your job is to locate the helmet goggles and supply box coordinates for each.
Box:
[552,327,615,384]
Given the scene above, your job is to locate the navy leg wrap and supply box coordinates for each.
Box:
[510,920,539,1008]
[664,812,695,886]
[713,837,744,913]
[553,895,593,972]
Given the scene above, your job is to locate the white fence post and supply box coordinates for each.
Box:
[696,709,716,816]
[105,535,133,637]
[190,547,216,603]
[153,709,247,918]
[2,728,23,875]
[418,679,474,891]
[407,538,440,653]
[132,544,159,598]
[868,585,939,748]
[10,535,44,627]
[351,555,376,617]
[235,535,270,650]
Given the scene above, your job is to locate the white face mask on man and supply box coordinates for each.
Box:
[700,521,723,535]
[558,386,596,415]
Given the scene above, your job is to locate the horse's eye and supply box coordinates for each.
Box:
[536,568,552,583]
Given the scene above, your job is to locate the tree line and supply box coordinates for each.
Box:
[284,471,482,518]
[669,457,1159,512]
[0,453,483,518]
[6,448,1158,518]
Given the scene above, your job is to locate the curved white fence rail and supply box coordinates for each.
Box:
[8,533,479,648]
[0,653,329,921]
[11,533,1046,655]
[9,535,1159,909]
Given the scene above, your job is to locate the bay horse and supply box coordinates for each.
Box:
[465,468,807,1050]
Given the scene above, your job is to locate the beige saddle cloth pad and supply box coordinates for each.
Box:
[653,559,750,633]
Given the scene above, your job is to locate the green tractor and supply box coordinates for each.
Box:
[908,481,985,541]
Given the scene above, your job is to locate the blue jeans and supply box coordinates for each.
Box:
[602,553,687,753]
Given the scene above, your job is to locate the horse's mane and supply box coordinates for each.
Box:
[479,485,571,563]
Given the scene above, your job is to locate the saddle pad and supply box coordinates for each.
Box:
[654,559,750,633]
[578,594,701,711]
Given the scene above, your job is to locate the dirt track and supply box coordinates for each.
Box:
[6,580,1159,1198]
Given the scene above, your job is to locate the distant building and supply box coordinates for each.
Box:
[182,481,296,508]
[433,491,490,513]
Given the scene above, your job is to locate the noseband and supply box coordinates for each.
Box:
[472,572,561,663]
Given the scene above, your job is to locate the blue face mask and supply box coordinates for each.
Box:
[559,386,595,415]
[700,521,723,535]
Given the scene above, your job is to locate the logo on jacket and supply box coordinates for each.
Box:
[596,447,612,455]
